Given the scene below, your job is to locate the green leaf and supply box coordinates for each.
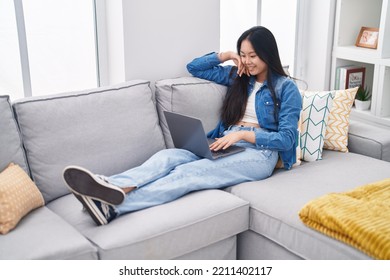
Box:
[355,86,371,101]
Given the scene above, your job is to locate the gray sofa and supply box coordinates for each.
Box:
[1,77,389,260]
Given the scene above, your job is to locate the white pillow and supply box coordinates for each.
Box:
[300,91,333,161]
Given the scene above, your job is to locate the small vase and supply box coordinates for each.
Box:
[355,99,371,111]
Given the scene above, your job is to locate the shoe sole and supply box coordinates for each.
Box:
[73,193,107,225]
[63,166,125,205]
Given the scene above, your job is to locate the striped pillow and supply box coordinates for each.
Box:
[300,91,333,161]
[324,87,358,152]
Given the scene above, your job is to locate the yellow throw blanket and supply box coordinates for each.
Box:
[299,178,390,259]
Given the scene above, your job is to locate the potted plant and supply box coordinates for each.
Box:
[355,86,372,110]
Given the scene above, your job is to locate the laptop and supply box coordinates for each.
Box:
[163,111,245,160]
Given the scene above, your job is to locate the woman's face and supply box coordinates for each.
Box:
[240,39,268,82]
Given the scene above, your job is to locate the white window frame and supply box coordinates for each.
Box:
[14,0,32,97]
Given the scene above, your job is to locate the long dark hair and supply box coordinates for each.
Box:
[220,26,287,126]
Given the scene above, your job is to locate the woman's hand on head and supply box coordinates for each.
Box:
[218,51,250,77]
[237,62,250,77]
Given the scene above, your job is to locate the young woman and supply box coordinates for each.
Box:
[63,26,302,226]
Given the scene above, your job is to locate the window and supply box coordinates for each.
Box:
[0,0,98,100]
[220,0,297,76]
[260,0,297,76]
[220,0,258,52]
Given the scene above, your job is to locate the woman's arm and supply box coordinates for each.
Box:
[218,51,250,77]
[187,52,244,86]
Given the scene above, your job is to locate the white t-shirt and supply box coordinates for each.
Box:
[241,81,262,124]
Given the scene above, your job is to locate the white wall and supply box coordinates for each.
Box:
[104,0,335,91]
[121,0,220,84]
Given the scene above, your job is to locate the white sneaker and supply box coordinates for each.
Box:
[73,193,117,226]
[63,165,125,205]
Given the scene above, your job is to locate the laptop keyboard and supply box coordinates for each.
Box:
[211,149,230,156]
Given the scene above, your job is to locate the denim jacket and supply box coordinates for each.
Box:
[187,52,302,170]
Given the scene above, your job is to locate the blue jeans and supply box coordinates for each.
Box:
[107,126,278,216]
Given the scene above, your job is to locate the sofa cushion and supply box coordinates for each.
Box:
[0,95,28,173]
[155,77,227,148]
[348,120,390,162]
[13,81,166,202]
[48,189,249,259]
[0,206,97,259]
[0,163,44,234]
[229,151,390,259]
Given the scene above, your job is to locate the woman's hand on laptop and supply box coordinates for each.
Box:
[209,131,255,151]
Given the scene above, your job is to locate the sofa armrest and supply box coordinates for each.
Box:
[348,120,390,162]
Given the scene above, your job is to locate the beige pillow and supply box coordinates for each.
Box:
[0,163,44,234]
[324,87,358,152]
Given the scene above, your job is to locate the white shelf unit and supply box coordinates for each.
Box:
[330,0,390,127]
